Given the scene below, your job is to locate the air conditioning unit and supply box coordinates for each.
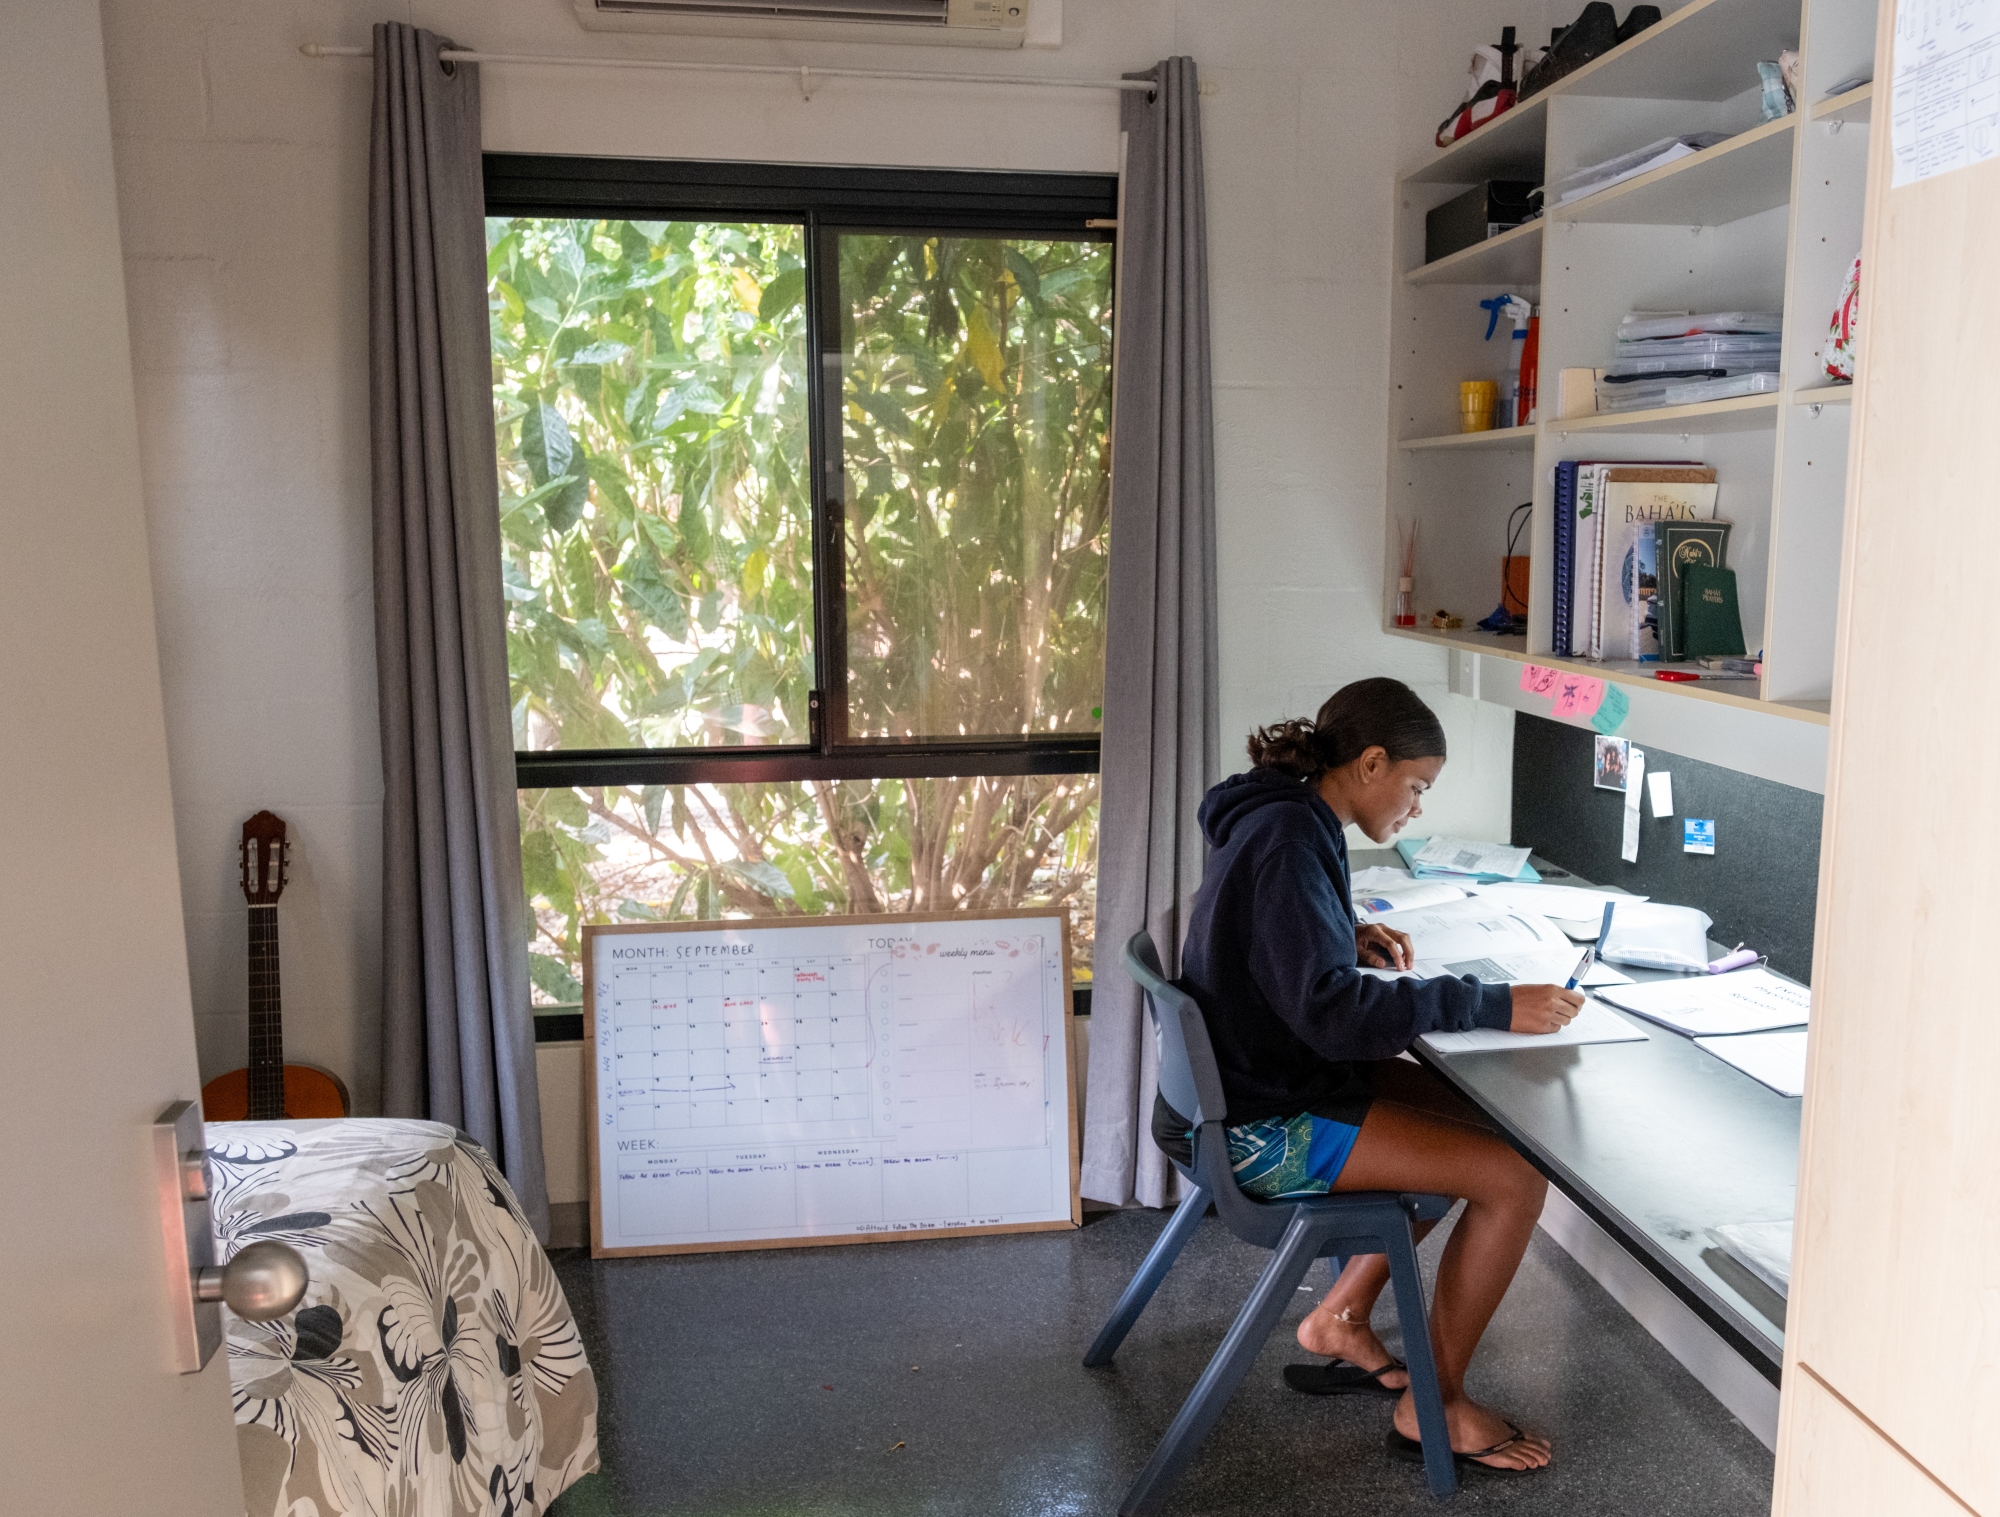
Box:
[573,0,1033,49]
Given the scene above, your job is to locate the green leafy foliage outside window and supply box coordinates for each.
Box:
[489,217,1111,1002]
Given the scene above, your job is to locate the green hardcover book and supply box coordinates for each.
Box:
[1656,520,1733,660]
[1683,563,1747,657]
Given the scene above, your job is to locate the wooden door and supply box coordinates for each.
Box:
[1774,0,2000,1511]
[0,3,246,1509]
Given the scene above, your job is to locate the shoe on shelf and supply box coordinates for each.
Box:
[1434,26,1523,147]
[1617,6,1661,43]
[1518,2,1619,99]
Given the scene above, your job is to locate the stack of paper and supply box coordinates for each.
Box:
[1694,1028,1808,1097]
[1595,969,1810,1036]
[1360,951,1628,989]
[1546,133,1732,205]
[1469,882,1641,938]
[1350,865,1416,890]
[1396,836,1540,884]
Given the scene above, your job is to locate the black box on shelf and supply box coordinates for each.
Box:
[1425,181,1538,264]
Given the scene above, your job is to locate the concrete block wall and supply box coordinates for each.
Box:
[102,0,1525,1109]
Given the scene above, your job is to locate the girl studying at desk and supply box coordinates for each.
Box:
[1155,677,1580,1475]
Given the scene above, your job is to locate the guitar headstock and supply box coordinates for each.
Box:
[239,811,290,906]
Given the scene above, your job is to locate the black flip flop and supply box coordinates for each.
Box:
[1386,1421,1545,1477]
[1282,1357,1407,1399]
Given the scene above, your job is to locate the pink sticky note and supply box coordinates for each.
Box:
[1518,664,1560,697]
[1553,673,1606,719]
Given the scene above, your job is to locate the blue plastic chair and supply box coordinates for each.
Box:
[1084,931,1459,1512]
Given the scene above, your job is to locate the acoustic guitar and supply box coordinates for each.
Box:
[201,811,351,1122]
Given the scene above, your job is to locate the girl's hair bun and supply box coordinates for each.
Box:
[1245,678,1445,781]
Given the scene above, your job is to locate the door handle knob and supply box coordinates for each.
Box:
[193,1239,309,1321]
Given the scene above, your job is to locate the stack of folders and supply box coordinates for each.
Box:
[1551,460,1730,660]
[1394,835,1542,884]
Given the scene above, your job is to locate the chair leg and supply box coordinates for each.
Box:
[1083,1180,1211,1368]
[1119,1210,1323,1517]
[1384,1218,1458,1500]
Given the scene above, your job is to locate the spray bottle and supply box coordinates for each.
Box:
[1480,294,1535,427]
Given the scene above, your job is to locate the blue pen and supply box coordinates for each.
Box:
[1566,901,1617,989]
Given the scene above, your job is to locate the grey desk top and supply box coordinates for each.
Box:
[1353,850,1799,1381]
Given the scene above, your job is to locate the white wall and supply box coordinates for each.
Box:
[103,0,1525,1106]
[0,2,246,1506]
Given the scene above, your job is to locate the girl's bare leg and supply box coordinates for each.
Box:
[1295,1066,1552,1470]
[1294,1061,1497,1387]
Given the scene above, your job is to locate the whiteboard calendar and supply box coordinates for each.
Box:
[583,910,1079,1256]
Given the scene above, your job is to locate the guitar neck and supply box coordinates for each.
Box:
[247,903,284,1120]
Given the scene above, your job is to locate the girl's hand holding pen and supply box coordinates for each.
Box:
[1355,922,1415,970]
[1511,983,1585,1034]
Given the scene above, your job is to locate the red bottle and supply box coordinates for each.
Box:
[1517,310,1541,426]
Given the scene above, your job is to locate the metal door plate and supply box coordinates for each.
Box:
[153,1100,219,1372]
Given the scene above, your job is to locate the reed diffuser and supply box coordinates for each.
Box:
[1395,519,1418,627]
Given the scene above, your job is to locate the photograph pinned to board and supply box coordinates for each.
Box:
[1594,734,1631,791]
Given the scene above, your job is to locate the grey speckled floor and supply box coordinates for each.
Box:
[547,1207,1773,1517]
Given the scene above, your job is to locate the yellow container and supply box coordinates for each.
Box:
[1459,380,1499,433]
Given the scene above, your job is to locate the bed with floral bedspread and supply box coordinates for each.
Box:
[206,1118,599,1517]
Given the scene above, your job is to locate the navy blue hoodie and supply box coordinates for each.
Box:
[1176,769,1514,1127]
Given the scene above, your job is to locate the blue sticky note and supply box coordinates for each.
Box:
[1590,683,1631,735]
[1684,818,1715,855]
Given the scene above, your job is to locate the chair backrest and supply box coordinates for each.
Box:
[1124,931,1290,1245]
[1123,931,1227,1128]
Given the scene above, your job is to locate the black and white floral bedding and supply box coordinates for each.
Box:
[206,1118,599,1516]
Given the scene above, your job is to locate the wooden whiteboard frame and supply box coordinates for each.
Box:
[583,908,1081,1258]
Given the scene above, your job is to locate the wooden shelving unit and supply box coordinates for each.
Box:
[1403,220,1544,288]
[1386,625,1830,725]
[1386,0,1878,719]
[1399,424,1538,452]
[1551,393,1782,434]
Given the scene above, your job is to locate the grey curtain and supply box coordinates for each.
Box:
[370,23,549,1239]
[1081,58,1220,1209]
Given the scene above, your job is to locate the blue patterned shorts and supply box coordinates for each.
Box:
[1225,1112,1365,1198]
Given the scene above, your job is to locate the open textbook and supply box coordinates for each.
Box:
[1368,896,1575,964]
[1353,879,1467,918]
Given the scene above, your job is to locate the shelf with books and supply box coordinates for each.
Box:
[1551,116,1797,228]
[1551,394,1782,436]
[1403,220,1544,288]
[1383,626,1831,727]
[1386,0,1872,730]
[1399,424,1537,452]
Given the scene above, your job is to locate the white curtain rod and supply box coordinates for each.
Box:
[298,43,1214,97]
